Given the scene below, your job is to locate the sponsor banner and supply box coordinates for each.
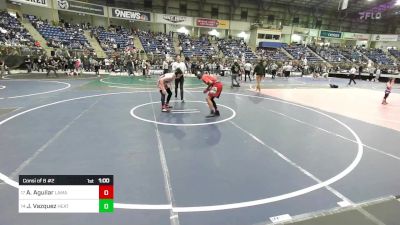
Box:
[293,27,309,35]
[320,30,342,39]
[10,0,50,8]
[230,20,250,31]
[371,34,398,42]
[155,13,193,26]
[111,7,151,22]
[196,18,229,29]
[282,26,292,35]
[57,0,105,16]
[309,29,319,37]
[343,32,370,40]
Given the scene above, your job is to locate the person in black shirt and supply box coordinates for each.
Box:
[46,57,58,77]
[25,55,32,73]
[230,60,241,88]
[254,60,266,92]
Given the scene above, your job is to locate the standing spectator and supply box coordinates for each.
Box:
[141,60,147,76]
[93,59,100,76]
[375,67,381,82]
[74,57,81,74]
[230,59,241,87]
[178,45,183,57]
[145,60,151,77]
[0,59,6,77]
[37,56,44,72]
[358,65,363,79]
[348,66,357,86]
[162,59,169,74]
[25,55,32,73]
[254,60,266,92]
[127,58,135,76]
[244,61,252,82]
[104,58,110,72]
[46,57,58,77]
[270,62,278,79]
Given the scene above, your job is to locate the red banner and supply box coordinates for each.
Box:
[196,18,229,29]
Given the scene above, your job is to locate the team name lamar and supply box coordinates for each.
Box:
[25,190,54,196]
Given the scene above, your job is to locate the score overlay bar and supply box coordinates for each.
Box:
[19,175,113,213]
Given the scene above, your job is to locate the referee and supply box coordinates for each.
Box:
[172,56,187,102]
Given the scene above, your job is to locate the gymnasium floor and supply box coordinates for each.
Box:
[0,74,399,225]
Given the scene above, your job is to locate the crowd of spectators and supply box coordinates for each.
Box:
[361,48,395,65]
[255,48,290,62]
[308,45,347,63]
[283,45,322,62]
[91,26,136,53]
[217,38,257,61]
[178,34,217,58]
[388,49,400,60]
[0,11,36,47]
[25,15,91,50]
[137,30,175,57]
[339,47,366,63]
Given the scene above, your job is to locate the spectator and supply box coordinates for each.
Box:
[244,61,252,82]
[230,59,241,87]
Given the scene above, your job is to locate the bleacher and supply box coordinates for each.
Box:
[362,49,394,65]
[218,38,257,61]
[309,45,347,63]
[340,48,365,62]
[25,14,90,50]
[283,45,322,62]
[388,49,400,59]
[94,26,134,52]
[178,34,216,58]
[256,48,289,62]
[0,11,35,46]
[138,31,175,56]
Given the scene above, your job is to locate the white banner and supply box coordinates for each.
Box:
[343,32,370,40]
[155,13,193,26]
[371,34,398,42]
[10,0,50,8]
[110,7,151,22]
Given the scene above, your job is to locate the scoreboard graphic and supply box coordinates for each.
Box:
[19,175,113,213]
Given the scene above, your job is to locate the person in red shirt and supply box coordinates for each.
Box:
[197,72,223,117]
[158,68,183,112]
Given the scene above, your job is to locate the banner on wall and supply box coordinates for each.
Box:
[320,30,342,38]
[343,32,370,40]
[371,34,398,42]
[155,14,193,26]
[110,7,151,22]
[10,0,50,8]
[293,27,309,35]
[57,0,105,16]
[309,29,319,37]
[196,18,229,29]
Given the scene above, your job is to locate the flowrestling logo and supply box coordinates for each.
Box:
[112,8,151,21]
[359,12,382,20]
[57,0,69,10]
